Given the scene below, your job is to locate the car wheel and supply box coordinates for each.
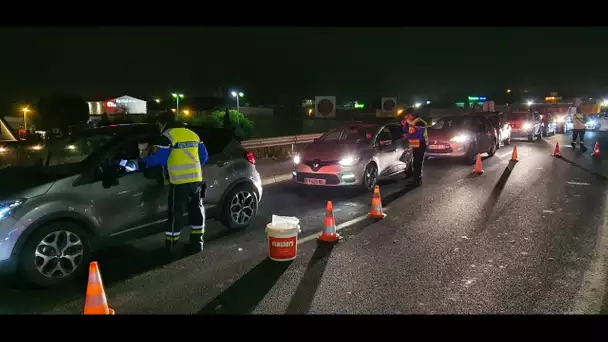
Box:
[221,183,259,229]
[487,139,497,157]
[362,162,378,191]
[18,221,90,288]
[463,144,477,165]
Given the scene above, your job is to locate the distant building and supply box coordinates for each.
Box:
[87,95,147,116]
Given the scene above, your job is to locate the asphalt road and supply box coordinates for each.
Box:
[1,134,608,314]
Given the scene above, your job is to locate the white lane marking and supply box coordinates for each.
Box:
[567,181,591,186]
[497,152,512,159]
[570,192,608,314]
[543,210,554,214]
[297,213,371,245]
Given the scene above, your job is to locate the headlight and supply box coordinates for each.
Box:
[450,135,469,143]
[522,122,532,130]
[557,116,565,123]
[0,146,6,153]
[28,145,43,151]
[587,120,596,126]
[293,155,301,164]
[339,156,360,166]
[0,199,25,220]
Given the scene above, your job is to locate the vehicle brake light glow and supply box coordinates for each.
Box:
[246,151,256,165]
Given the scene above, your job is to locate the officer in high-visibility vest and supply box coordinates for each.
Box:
[141,111,209,254]
[571,106,588,152]
[400,108,429,186]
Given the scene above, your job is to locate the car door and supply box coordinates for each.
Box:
[86,136,167,236]
[374,126,398,176]
[387,124,411,173]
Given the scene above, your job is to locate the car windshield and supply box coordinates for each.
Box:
[432,117,472,130]
[45,133,115,168]
[507,113,529,121]
[319,127,376,144]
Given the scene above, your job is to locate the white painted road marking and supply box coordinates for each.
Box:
[297,214,371,245]
[571,191,608,314]
[567,181,591,186]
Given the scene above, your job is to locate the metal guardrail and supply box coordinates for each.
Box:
[241,133,323,152]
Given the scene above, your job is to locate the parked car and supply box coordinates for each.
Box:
[585,115,601,131]
[506,112,543,142]
[473,111,511,148]
[293,123,414,191]
[0,123,262,287]
[426,115,498,164]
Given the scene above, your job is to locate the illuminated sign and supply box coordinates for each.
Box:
[116,98,136,104]
[354,101,365,109]
[467,96,487,101]
[106,101,116,108]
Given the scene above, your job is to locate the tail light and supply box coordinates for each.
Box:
[245,151,256,165]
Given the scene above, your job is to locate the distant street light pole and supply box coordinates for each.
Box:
[171,93,184,115]
[22,107,30,131]
[231,91,244,112]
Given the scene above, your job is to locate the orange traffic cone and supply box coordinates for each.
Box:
[318,201,341,243]
[592,141,600,157]
[368,185,387,220]
[511,144,519,162]
[473,153,484,175]
[84,261,115,315]
[552,142,561,157]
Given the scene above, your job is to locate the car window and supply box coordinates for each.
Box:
[319,128,343,141]
[387,125,404,141]
[432,117,471,129]
[191,128,233,156]
[342,126,376,144]
[375,127,392,146]
[47,134,114,167]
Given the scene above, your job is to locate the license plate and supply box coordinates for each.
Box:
[428,145,446,150]
[511,128,520,132]
[304,178,326,185]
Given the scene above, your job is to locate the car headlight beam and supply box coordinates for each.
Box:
[339,156,360,166]
[293,155,301,165]
[450,135,469,143]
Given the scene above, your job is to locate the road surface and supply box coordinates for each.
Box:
[1,134,608,314]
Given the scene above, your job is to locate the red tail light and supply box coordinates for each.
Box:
[245,151,255,165]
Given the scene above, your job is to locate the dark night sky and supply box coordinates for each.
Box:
[2,26,608,109]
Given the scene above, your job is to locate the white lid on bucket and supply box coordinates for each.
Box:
[266,215,301,233]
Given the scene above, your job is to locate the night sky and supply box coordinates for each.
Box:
[2,26,608,110]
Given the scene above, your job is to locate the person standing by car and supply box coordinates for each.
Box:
[571,106,587,152]
[141,111,209,255]
[401,109,429,186]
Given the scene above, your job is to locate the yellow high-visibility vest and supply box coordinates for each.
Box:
[162,127,203,185]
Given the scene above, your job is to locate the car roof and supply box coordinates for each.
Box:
[337,123,379,130]
[78,123,219,138]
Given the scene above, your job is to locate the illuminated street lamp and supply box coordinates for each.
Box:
[154,98,161,104]
[231,91,244,112]
[602,99,608,107]
[426,100,431,105]
[171,93,184,115]
[183,109,190,116]
[526,100,534,107]
[22,107,30,131]
[414,102,422,109]
[507,89,512,94]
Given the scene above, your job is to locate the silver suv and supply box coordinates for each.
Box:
[0,124,262,287]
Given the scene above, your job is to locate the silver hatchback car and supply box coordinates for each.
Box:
[293,123,414,191]
[0,124,262,287]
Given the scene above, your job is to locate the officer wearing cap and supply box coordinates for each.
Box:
[400,108,429,186]
[141,111,209,255]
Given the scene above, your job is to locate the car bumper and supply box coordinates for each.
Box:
[509,129,535,138]
[0,216,19,275]
[292,162,366,187]
[425,141,469,158]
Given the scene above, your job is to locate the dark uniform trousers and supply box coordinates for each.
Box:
[165,181,206,250]
[571,129,587,149]
[412,140,426,184]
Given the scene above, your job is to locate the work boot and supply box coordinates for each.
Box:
[571,142,576,149]
[164,239,181,258]
[580,144,588,153]
[185,235,204,254]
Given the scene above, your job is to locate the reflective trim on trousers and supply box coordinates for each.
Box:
[191,224,205,235]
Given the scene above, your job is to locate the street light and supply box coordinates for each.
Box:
[426,100,431,105]
[526,100,534,106]
[22,107,30,131]
[183,109,190,116]
[414,102,422,109]
[507,89,512,94]
[231,91,244,112]
[171,93,184,115]
[154,98,161,104]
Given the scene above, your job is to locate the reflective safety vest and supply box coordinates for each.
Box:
[573,113,585,130]
[162,127,203,185]
[406,117,429,148]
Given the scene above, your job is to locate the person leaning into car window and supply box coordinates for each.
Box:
[140,111,209,256]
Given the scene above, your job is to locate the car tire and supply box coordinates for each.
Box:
[221,183,259,230]
[18,221,91,288]
[361,162,378,192]
[463,144,477,165]
[487,139,497,157]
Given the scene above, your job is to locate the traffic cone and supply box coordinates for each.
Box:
[368,185,387,220]
[592,141,600,157]
[511,144,519,162]
[84,261,115,315]
[318,201,341,243]
[473,153,484,175]
[552,142,561,157]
